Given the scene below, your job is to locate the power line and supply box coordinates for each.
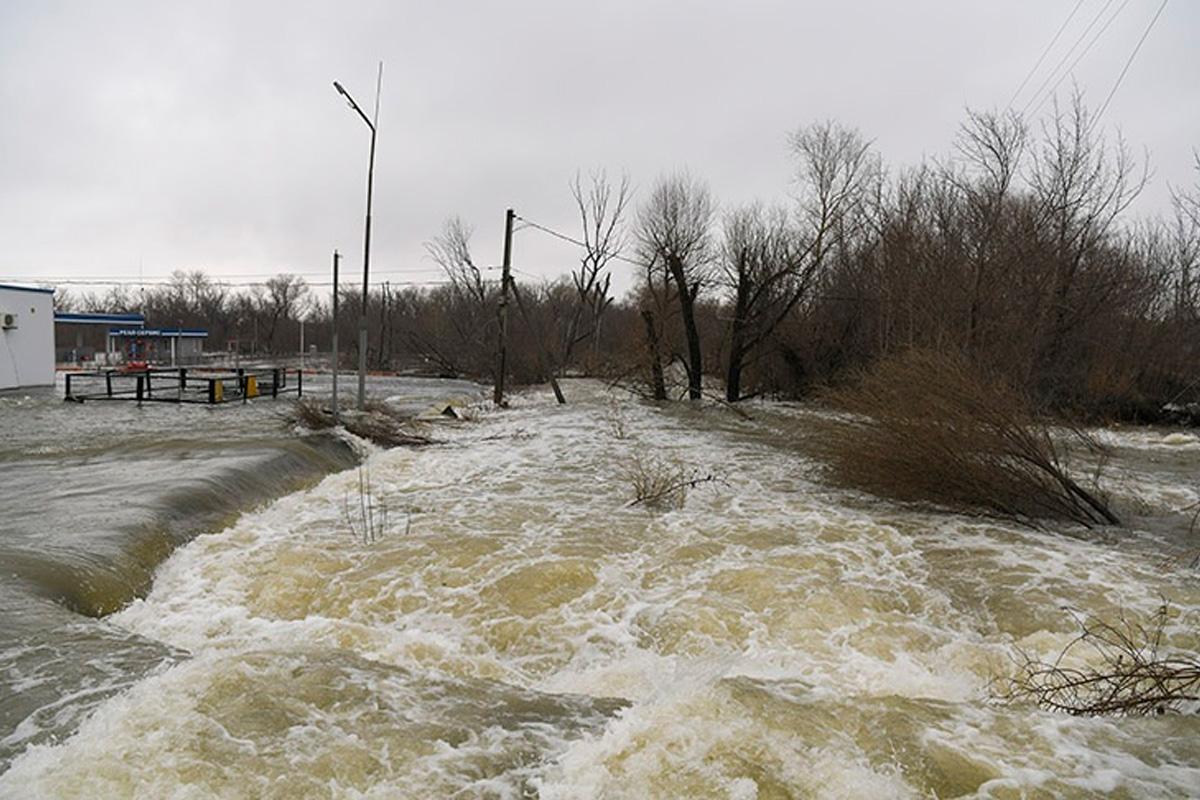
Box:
[21,267,443,279]
[3,267,447,285]
[1088,0,1169,134]
[1007,0,1089,109]
[513,215,590,249]
[513,213,646,270]
[20,277,454,290]
[1022,0,1124,117]
[1029,0,1134,120]
[1021,0,1117,115]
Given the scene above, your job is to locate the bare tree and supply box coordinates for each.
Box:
[261,274,309,353]
[1168,152,1200,321]
[720,121,876,402]
[53,288,77,312]
[952,108,1027,353]
[636,172,715,400]
[185,270,229,326]
[420,217,496,377]
[426,216,487,304]
[559,170,631,372]
[1026,92,1148,389]
[721,203,798,401]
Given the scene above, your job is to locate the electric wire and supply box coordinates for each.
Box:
[3,267,448,289]
[1022,0,1123,118]
[1007,0,1089,109]
[513,213,647,270]
[9,277,454,290]
[1088,0,1169,134]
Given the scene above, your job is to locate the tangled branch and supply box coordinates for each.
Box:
[625,454,721,510]
[992,604,1200,716]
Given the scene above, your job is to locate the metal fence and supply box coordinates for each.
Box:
[64,367,303,405]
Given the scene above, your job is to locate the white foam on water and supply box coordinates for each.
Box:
[4,383,1198,797]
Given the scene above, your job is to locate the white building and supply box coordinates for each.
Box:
[0,283,55,391]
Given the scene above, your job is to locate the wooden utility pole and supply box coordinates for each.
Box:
[494,208,514,406]
[331,249,341,425]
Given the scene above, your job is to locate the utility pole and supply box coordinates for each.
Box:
[494,208,514,406]
[331,249,341,425]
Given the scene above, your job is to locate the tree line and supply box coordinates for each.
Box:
[61,93,1199,421]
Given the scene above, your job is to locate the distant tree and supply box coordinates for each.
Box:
[260,274,309,353]
[53,288,77,312]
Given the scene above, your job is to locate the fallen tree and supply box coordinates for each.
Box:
[809,349,1119,528]
[285,396,435,448]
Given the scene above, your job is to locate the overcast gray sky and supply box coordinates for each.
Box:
[1,0,1196,298]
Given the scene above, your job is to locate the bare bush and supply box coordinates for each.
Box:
[992,604,1200,716]
[624,453,718,510]
[605,396,629,440]
[810,349,1119,528]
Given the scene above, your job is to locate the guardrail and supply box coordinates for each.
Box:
[64,367,303,405]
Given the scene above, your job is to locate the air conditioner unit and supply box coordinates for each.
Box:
[1,312,16,330]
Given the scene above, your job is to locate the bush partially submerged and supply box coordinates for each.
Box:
[810,350,1119,528]
[287,396,434,448]
[992,605,1200,716]
[625,453,719,510]
[343,464,409,545]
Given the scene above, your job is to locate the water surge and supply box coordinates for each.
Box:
[1,383,1197,797]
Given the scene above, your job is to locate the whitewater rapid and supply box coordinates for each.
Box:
[2,384,1197,798]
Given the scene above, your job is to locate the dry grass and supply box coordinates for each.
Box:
[992,604,1200,716]
[810,349,1119,528]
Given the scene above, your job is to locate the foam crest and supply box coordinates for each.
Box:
[5,385,1198,796]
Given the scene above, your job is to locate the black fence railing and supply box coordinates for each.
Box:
[64,367,303,405]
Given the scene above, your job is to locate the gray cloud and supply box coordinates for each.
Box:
[1,0,1196,296]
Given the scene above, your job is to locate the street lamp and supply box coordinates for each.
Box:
[333,64,381,411]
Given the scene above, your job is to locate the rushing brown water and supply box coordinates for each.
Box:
[1,380,1198,798]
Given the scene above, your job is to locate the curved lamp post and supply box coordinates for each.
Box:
[333,65,381,410]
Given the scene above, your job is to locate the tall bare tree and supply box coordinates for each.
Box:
[952,108,1027,353]
[421,216,497,377]
[636,172,715,400]
[1026,92,1147,389]
[720,121,876,401]
[558,170,631,373]
[426,216,487,304]
[1169,152,1200,321]
[721,203,798,401]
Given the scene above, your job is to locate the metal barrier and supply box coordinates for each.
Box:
[64,367,304,405]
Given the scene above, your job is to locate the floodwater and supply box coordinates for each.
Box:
[0,378,1197,798]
